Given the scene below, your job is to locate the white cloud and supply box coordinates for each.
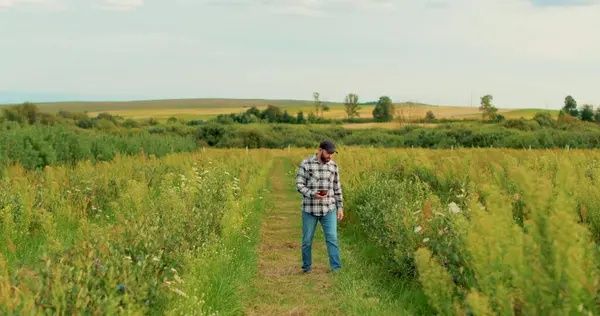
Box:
[97,0,144,11]
[205,0,397,16]
[0,0,63,10]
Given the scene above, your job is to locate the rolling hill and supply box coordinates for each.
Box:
[0,98,558,121]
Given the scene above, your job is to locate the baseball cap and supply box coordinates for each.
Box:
[319,139,338,154]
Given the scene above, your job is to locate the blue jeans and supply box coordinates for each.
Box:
[302,210,341,272]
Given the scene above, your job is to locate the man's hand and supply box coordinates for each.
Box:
[337,210,344,221]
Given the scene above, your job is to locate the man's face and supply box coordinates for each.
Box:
[319,149,334,163]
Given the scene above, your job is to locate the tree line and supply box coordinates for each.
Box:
[2,101,600,172]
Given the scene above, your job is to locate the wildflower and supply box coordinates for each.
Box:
[152,256,160,262]
[117,284,126,292]
[448,202,461,214]
[423,238,430,243]
[414,226,423,233]
[172,288,187,297]
[174,275,184,284]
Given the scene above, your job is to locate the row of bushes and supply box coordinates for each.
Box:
[0,122,198,170]
[190,123,600,150]
[2,120,600,171]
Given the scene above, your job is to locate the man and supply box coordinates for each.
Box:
[296,139,344,273]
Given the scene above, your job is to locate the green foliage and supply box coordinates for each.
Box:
[424,110,436,122]
[478,95,498,120]
[595,107,600,124]
[123,119,141,128]
[337,148,600,316]
[313,92,330,118]
[189,123,600,150]
[372,96,395,122]
[213,104,299,124]
[0,150,272,314]
[344,93,361,119]
[297,111,306,124]
[491,114,505,123]
[533,111,556,127]
[502,118,540,131]
[0,123,198,170]
[580,104,595,122]
[1,102,39,124]
[564,95,579,117]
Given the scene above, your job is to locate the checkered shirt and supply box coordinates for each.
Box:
[296,154,343,216]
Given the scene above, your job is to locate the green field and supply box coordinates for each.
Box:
[2,147,599,315]
[1,98,599,314]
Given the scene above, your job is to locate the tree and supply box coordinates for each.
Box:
[395,104,406,126]
[246,106,261,117]
[322,104,330,117]
[479,95,498,120]
[297,111,306,124]
[579,104,595,122]
[19,102,39,124]
[594,107,600,124]
[260,105,283,123]
[2,102,39,124]
[424,110,436,123]
[343,93,361,119]
[313,92,324,117]
[372,96,395,122]
[312,92,330,118]
[563,95,579,117]
[282,110,296,124]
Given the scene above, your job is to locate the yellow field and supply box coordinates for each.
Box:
[85,103,554,122]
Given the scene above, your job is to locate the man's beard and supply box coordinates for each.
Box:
[319,154,329,163]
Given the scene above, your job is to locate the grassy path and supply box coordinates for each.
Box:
[241,158,430,316]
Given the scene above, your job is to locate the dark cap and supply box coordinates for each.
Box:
[319,139,337,154]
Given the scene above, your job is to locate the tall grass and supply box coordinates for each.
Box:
[0,149,272,314]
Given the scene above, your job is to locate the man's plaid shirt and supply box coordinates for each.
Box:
[296,154,343,216]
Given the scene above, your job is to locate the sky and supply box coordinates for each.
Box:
[1,0,599,109]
